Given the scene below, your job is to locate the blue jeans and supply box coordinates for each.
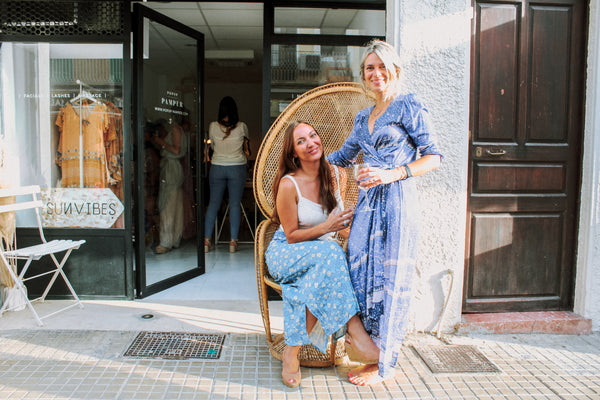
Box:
[204,164,247,240]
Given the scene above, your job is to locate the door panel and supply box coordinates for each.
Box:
[465,0,585,313]
[133,4,205,298]
[529,7,571,141]
[474,163,565,192]
[476,4,520,141]
[471,214,563,296]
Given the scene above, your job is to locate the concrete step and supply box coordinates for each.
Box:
[457,311,592,335]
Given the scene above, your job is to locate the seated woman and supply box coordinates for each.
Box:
[266,121,379,388]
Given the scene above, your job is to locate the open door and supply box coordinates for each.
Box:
[133,4,205,298]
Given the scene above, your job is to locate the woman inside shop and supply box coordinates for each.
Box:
[203,96,250,253]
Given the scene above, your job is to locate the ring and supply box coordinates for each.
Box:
[344,221,348,226]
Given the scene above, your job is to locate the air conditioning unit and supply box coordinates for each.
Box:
[299,54,320,72]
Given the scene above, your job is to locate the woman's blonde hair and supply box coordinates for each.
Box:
[359,39,402,101]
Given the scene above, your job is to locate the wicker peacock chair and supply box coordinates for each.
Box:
[253,82,374,367]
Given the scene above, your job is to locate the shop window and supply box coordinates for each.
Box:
[0,42,125,229]
[267,4,384,129]
[274,7,385,36]
[270,44,363,121]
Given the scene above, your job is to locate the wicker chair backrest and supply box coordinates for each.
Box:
[253,82,374,218]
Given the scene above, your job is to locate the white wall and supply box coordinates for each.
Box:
[389,0,600,333]
[387,0,472,333]
[575,0,600,331]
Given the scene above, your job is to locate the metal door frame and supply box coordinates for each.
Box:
[132,3,205,298]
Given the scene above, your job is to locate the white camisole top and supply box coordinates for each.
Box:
[281,173,339,241]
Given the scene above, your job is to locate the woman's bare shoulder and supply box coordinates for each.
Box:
[277,177,298,202]
[279,175,299,191]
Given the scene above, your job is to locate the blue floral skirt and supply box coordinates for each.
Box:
[266,228,359,353]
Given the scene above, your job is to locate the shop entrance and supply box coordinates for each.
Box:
[133,4,206,298]
[130,1,383,300]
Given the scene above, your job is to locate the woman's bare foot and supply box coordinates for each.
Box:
[348,363,383,386]
[282,346,301,388]
[345,332,379,364]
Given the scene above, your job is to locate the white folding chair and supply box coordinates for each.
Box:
[0,185,85,326]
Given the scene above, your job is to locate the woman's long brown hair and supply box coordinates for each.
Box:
[217,96,239,139]
[271,121,336,224]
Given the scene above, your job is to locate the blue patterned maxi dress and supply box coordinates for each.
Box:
[327,94,442,378]
[265,177,360,353]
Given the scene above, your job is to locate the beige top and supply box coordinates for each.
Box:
[209,121,249,166]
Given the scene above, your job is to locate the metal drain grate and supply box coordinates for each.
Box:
[123,332,226,360]
[412,344,500,373]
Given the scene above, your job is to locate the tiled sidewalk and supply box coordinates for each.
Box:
[0,330,599,400]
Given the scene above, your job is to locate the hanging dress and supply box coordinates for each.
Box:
[55,102,111,188]
[327,93,442,378]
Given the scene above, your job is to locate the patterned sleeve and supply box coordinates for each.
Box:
[326,110,365,167]
[401,94,443,159]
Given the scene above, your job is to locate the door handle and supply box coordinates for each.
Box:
[486,149,506,156]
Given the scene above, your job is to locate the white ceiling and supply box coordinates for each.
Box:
[142,2,383,54]
[139,1,383,79]
[144,2,264,53]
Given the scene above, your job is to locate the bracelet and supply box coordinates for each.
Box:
[404,165,413,178]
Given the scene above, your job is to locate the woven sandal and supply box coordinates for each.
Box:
[204,238,214,253]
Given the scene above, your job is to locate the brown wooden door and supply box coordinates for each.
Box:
[464,0,587,313]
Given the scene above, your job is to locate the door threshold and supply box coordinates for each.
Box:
[457,311,591,335]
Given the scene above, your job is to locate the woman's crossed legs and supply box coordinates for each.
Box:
[282,309,381,387]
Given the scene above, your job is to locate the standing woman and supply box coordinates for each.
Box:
[327,39,442,385]
[204,96,250,253]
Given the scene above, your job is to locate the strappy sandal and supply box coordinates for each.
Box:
[282,368,301,388]
[281,346,301,388]
[229,239,238,253]
[204,238,214,253]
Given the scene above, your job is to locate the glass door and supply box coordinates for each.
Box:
[133,4,205,298]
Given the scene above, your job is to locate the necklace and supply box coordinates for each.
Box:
[372,102,389,118]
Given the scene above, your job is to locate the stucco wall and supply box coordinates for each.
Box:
[576,0,600,331]
[387,0,472,333]
[388,0,599,333]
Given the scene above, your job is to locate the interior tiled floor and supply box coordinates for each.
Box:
[145,239,202,286]
[146,242,257,301]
